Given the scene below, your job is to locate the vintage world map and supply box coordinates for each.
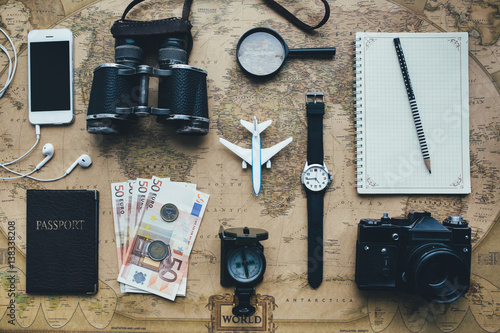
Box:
[0,0,499,331]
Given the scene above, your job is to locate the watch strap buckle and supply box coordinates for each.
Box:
[306,92,325,104]
[306,92,325,116]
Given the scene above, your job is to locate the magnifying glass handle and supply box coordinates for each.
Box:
[289,47,336,58]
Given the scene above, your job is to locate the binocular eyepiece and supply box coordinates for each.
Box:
[86,27,209,135]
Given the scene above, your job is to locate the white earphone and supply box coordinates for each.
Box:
[0,144,92,181]
[64,154,92,175]
[35,143,54,170]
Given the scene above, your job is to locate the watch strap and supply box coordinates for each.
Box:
[307,191,324,288]
[306,93,325,164]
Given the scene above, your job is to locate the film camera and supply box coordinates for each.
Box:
[86,1,208,135]
[355,211,471,303]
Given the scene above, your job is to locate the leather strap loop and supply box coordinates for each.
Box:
[121,0,143,20]
[181,0,193,21]
[121,0,193,21]
[263,0,330,31]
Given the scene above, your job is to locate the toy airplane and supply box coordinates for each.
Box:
[219,117,293,196]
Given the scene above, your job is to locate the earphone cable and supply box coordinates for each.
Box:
[0,125,41,172]
[0,27,17,98]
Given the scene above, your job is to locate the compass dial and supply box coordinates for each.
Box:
[227,246,265,284]
[302,165,332,192]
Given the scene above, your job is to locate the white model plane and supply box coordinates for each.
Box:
[219,117,293,197]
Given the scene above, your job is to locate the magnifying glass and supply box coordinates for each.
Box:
[236,27,336,78]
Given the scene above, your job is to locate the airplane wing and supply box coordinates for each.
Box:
[219,138,252,165]
[261,137,293,165]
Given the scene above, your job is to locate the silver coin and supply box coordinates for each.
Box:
[147,240,169,261]
[160,203,179,222]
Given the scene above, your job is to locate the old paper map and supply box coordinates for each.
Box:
[0,0,499,331]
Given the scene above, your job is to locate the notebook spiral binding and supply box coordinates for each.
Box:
[353,37,363,188]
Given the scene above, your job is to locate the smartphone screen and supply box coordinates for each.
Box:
[29,41,71,111]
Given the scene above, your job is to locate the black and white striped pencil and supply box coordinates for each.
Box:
[393,37,431,174]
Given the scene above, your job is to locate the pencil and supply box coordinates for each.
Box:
[393,37,431,174]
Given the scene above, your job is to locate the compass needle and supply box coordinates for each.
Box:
[241,248,250,278]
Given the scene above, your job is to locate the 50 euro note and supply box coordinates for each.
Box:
[166,184,209,296]
[118,181,209,300]
[127,178,150,254]
[113,181,136,293]
[125,180,135,258]
[111,182,127,267]
[122,178,198,295]
[122,176,169,294]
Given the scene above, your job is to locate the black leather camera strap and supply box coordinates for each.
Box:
[117,0,330,32]
[121,0,193,21]
[263,0,330,31]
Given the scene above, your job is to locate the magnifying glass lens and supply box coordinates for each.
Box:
[237,32,286,76]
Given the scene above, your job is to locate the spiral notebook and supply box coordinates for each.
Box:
[354,32,470,194]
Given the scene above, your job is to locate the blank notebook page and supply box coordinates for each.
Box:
[355,32,470,194]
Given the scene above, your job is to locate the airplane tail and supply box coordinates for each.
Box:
[240,117,272,135]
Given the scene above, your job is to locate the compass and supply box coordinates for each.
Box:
[219,226,268,317]
[227,246,264,284]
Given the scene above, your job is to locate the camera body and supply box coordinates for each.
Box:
[86,17,209,135]
[355,211,471,303]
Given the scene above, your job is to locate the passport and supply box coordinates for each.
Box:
[26,189,99,294]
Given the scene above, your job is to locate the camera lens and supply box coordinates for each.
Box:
[422,260,448,286]
[406,244,469,303]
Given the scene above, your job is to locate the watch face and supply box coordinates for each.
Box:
[302,166,332,191]
[227,246,264,284]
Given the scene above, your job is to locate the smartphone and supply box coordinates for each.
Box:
[28,28,74,125]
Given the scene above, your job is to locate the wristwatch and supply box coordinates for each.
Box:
[300,92,332,289]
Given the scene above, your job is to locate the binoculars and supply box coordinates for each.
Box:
[86,21,209,135]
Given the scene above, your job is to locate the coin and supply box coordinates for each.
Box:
[160,203,179,222]
[147,240,169,261]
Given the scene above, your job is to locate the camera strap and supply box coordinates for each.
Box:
[263,0,330,31]
[113,0,330,36]
[120,0,193,22]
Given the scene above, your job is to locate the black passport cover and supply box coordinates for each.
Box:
[26,189,99,294]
